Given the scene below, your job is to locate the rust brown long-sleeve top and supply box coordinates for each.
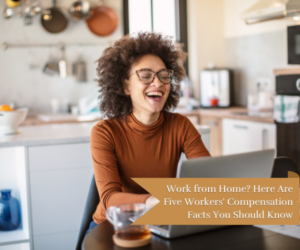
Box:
[90,111,211,224]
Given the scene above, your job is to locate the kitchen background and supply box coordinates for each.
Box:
[188,0,299,105]
[1,1,300,250]
[0,0,122,115]
[0,0,299,115]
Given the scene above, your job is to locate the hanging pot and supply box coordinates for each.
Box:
[69,0,92,21]
[86,1,118,36]
[41,0,68,34]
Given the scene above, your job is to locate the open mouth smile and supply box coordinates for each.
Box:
[145,91,164,102]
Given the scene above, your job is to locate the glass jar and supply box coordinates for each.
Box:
[0,189,21,231]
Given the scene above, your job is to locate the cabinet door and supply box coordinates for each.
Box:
[28,143,93,171]
[223,119,276,155]
[223,119,251,155]
[200,115,222,156]
[33,231,78,250]
[28,143,94,250]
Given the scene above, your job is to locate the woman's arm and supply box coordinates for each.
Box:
[182,117,211,159]
[90,123,151,210]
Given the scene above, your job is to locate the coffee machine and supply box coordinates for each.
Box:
[200,69,233,108]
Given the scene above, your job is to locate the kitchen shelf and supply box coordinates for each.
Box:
[0,147,31,248]
[0,229,29,245]
[0,242,30,250]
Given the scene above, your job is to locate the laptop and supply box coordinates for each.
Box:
[149,149,275,238]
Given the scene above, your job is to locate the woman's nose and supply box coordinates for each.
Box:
[151,75,163,87]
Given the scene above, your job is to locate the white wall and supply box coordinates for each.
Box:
[224,0,300,38]
[223,0,300,105]
[0,0,123,114]
[187,0,225,99]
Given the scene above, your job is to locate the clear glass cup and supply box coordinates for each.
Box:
[106,203,152,240]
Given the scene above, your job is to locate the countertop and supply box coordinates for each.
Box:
[21,107,274,126]
[0,121,210,148]
[0,122,98,148]
[174,107,274,123]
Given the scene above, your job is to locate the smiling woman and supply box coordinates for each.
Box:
[86,32,210,237]
[96,32,186,120]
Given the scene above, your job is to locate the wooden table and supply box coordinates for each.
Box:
[83,221,300,250]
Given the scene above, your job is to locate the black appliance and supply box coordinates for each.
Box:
[287,25,300,65]
[275,74,300,167]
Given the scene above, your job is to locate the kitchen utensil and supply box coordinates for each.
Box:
[69,0,92,21]
[43,61,59,76]
[23,0,36,25]
[73,59,87,82]
[3,7,14,19]
[31,0,41,14]
[106,204,152,248]
[58,43,67,78]
[86,1,118,36]
[0,108,28,135]
[41,0,68,34]
[6,0,21,8]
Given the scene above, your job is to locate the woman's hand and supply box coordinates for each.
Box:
[145,195,159,206]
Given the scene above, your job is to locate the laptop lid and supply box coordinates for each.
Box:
[176,149,275,178]
[151,149,275,238]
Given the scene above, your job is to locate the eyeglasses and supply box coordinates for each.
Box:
[129,68,174,85]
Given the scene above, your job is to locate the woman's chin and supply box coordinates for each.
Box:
[147,106,163,114]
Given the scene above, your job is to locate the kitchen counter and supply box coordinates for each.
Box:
[0,122,98,148]
[175,106,274,123]
[198,107,274,123]
[20,115,101,126]
[21,107,274,127]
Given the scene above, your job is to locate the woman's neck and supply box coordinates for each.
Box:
[132,110,161,125]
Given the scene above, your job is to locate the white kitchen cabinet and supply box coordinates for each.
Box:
[28,143,94,250]
[28,143,93,172]
[222,118,276,155]
[33,231,78,250]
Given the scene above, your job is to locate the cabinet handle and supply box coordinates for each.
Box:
[205,121,218,126]
[233,124,248,129]
[296,78,300,92]
[262,129,268,149]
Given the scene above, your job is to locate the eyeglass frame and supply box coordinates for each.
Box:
[127,68,174,85]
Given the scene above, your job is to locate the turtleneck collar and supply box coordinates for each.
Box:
[127,111,164,137]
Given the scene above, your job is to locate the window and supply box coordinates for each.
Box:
[128,0,152,34]
[152,0,176,39]
[123,0,188,74]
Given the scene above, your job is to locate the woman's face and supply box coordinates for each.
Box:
[124,54,171,116]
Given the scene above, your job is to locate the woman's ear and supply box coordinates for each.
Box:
[123,79,131,96]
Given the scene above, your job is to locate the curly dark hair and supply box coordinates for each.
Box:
[96,32,187,119]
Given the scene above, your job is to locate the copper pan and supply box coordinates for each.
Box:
[86,1,118,36]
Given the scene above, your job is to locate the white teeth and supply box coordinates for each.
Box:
[146,92,162,97]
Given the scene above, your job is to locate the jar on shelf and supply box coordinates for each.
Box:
[0,189,21,231]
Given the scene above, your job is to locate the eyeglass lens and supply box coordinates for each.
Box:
[138,70,172,84]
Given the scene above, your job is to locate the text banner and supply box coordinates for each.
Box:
[132,177,300,225]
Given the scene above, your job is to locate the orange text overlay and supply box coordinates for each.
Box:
[132,175,300,225]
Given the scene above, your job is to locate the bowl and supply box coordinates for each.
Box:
[0,108,28,135]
